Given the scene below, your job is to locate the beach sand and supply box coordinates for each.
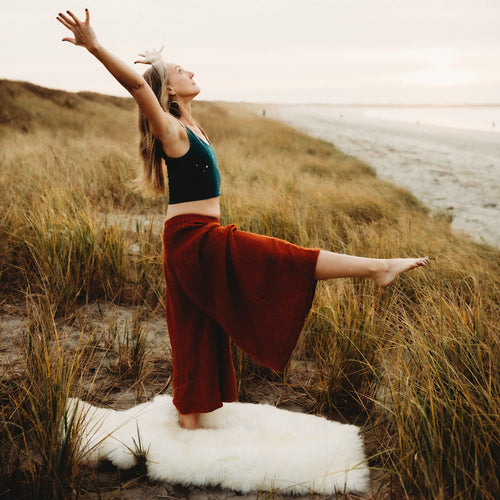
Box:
[267,105,500,247]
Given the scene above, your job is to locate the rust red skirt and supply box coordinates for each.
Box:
[163,214,320,415]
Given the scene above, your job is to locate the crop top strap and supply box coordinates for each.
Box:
[183,123,212,147]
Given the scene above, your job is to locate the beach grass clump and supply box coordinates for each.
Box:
[105,312,149,386]
[1,304,97,499]
[383,288,500,499]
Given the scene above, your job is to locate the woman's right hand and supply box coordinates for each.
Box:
[57,9,99,51]
[56,7,177,147]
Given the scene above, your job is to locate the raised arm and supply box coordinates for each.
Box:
[56,9,176,141]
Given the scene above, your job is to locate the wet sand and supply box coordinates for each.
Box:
[268,105,500,247]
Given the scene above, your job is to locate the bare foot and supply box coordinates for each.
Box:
[178,413,201,430]
[372,257,429,287]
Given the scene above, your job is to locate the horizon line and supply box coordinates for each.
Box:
[3,78,500,108]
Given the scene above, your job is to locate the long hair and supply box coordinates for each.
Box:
[137,62,180,195]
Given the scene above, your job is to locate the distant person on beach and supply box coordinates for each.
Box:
[57,9,429,430]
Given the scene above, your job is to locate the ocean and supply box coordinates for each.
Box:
[268,105,500,247]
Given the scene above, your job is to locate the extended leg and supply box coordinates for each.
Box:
[314,250,429,286]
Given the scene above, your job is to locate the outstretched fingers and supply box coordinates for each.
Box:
[56,9,97,49]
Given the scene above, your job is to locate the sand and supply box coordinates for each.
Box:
[267,105,500,248]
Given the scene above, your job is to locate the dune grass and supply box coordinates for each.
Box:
[0,79,499,499]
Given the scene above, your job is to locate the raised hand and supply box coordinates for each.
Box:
[134,46,165,65]
[56,8,99,51]
[55,7,174,136]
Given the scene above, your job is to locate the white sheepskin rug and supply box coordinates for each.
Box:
[66,395,369,496]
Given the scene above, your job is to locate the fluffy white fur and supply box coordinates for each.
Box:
[66,395,369,495]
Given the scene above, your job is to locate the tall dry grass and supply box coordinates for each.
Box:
[0,298,98,499]
[0,80,499,499]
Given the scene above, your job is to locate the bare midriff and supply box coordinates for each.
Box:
[165,196,221,221]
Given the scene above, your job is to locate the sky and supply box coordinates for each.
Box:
[2,0,500,104]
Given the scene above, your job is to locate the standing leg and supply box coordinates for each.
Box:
[314,250,429,286]
[164,266,237,430]
[179,413,201,430]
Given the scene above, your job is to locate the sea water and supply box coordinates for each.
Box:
[268,105,500,247]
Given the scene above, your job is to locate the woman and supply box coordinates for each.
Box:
[57,9,429,430]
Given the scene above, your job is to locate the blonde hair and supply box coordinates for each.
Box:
[137,61,180,195]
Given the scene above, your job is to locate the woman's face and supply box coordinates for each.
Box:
[166,63,200,99]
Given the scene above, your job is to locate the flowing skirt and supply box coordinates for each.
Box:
[163,214,319,414]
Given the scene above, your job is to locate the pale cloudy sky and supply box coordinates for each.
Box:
[2,0,499,104]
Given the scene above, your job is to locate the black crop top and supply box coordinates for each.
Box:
[161,126,221,204]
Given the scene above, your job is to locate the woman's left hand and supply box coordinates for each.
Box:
[56,9,99,52]
[134,46,165,65]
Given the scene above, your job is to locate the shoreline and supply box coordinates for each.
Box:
[267,105,500,248]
